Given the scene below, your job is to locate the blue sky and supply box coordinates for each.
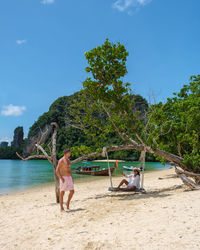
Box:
[0,0,200,143]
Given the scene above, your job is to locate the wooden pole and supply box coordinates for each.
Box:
[140,149,146,189]
[106,151,113,188]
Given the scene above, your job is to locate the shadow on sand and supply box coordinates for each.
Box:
[66,208,85,213]
[47,203,85,212]
[84,184,184,201]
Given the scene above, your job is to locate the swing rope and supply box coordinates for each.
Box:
[102,147,113,188]
[139,147,146,193]
[140,148,146,189]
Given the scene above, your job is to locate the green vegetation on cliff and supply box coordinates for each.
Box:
[28,93,79,137]
[26,91,154,161]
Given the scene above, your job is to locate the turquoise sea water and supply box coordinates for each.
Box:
[0,160,169,194]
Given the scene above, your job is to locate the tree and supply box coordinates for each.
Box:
[17,39,200,197]
[17,122,109,203]
[17,123,61,202]
[69,39,200,189]
[147,75,200,174]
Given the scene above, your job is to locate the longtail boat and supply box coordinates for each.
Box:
[75,160,118,176]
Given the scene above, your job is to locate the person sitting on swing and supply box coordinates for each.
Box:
[116,168,140,191]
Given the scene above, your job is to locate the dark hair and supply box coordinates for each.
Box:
[64,148,71,155]
[134,169,140,176]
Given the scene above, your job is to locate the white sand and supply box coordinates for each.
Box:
[0,168,200,250]
[93,159,124,162]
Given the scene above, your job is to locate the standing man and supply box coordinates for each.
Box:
[56,148,74,212]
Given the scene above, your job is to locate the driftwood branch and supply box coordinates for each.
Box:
[16,152,52,162]
[175,167,200,190]
[175,167,200,184]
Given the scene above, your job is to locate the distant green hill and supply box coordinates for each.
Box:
[23,91,156,161]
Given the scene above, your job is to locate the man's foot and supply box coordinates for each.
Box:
[60,207,65,212]
[66,203,69,210]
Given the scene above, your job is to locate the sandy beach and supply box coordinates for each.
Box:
[0,168,200,250]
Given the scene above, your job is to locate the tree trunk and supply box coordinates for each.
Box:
[54,167,60,203]
[51,123,59,203]
[139,150,146,162]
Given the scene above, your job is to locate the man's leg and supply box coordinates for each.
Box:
[60,191,65,211]
[66,190,74,209]
[117,179,128,188]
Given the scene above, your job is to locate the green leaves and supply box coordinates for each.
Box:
[70,39,200,173]
[148,75,200,172]
[70,145,95,158]
[83,39,129,101]
[69,39,149,156]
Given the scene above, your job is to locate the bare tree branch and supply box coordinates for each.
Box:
[16,121,60,203]
[47,141,52,155]
[136,133,145,145]
[71,143,184,165]
[100,101,129,143]
[69,123,85,131]
[37,125,49,145]
[177,142,182,158]
[16,123,58,165]
[16,152,52,162]
[123,134,138,145]
[35,143,50,157]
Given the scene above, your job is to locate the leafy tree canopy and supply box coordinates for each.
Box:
[148,75,200,172]
[70,39,148,149]
[26,80,149,161]
[70,39,200,173]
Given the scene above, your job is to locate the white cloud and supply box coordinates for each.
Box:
[16,39,27,45]
[1,105,26,117]
[41,0,55,5]
[113,0,151,12]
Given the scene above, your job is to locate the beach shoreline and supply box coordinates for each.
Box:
[92,159,124,162]
[0,167,167,195]
[0,160,168,195]
[1,168,200,250]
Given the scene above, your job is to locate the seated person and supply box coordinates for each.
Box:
[116,168,140,191]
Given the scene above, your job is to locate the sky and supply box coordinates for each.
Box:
[0,0,200,143]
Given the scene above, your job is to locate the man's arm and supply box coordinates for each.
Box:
[56,160,64,183]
